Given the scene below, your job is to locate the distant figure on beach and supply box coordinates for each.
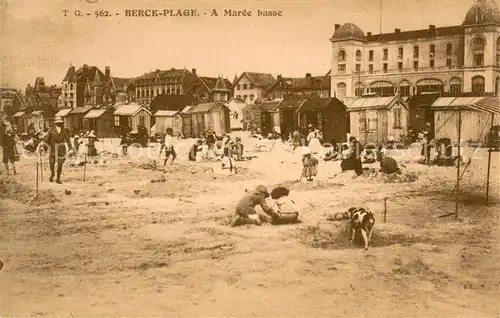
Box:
[41,116,73,184]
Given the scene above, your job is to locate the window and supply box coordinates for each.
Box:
[474,54,484,66]
[393,108,402,128]
[369,81,394,97]
[359,111,367,131]
[449,78,461,95]
[413,46,419,58]
[368,64,373,74]
[243,94,248,100]
[476,11,484,22]
[70,83,74,90]
[399,80,410,97]
[446,43,452,56]
[249,94,254,101]
[429,44,435,58]
[413,61,419,70]
[497,37,500,66]
[237,84,241,90]
[355,64,361,72]
[355,82,364,97]
[497,54,500,66]
[237,95,241,99]
[64,83,68,90]
[249,83,254,89]
[338,64,346,73]
[383,63,388,72]
[398,47,403,59]
[338,50,346,62]
[242,83,247,90]
[416,78,443,94]
[128,117,132,127]
[447,58,452,67]
[369,50,374,61]
[356,50,362,61]
[114,116,120,126]
[383,49,388,60]
[336,83,346,101]
[430,59,435,67]
[471,76,485,94]
[398,62,403,70]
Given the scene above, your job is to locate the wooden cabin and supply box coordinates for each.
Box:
[67,106,93,136]
[431,96,500,145]
[154,110,183,136]
[113,103,152,135]
[12,111,26,133]
[187,101,230,137]
[297,98,349,143]
[225,98,246,130]
[277,95,308,136]
[82,108,115,138]
[347,96,409,144]
[54,108,72,133]
[181,106,193,137]
[407,92,440,139]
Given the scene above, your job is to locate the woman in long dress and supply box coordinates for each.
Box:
[307,128,322,157]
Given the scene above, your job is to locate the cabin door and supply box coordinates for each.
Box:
[262,112,272,135]
[212,111,222,135]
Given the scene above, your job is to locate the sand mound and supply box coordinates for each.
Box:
[294,222,422,249]
[0,176,59,205]
[357,168,420,183]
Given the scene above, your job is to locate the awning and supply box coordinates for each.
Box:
[469,96,500,115]
[84,109,107,119]
[31,110,43,115]
[55,109,72,117]
[154,110,180,117]
[70,106,93,115]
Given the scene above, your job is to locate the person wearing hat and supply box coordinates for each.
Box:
[188,139,203,161]
[40,116,73,184]
[1,115,18,175]
[232,136,244,161]
[301,147,319,182]
[233,185,275,226]
[386,136,397,150]
[86,131,99,159]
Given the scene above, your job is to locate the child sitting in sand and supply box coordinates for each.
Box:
[270,186,299,225]
[232,185,274,226]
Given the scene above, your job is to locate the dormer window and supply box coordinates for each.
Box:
[476,11,484,22]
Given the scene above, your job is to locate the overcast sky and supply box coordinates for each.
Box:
[1,0,473,90]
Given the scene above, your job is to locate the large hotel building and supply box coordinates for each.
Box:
[330,0,500,103]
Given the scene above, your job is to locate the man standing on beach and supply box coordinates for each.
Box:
[40,117,73,184]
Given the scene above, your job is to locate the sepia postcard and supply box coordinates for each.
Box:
[1,0,499,316]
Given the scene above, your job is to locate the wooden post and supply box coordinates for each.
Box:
[455,107,461,219]
[39,154,43,183]
[36,162,39,198]
[486,113,494,206]
[384,196,387,223]
[83,154,87,182]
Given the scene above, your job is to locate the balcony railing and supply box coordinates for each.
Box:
[342,64,500,76]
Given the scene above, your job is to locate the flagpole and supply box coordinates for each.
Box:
[379,0,383,34]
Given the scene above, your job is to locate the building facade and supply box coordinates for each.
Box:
[267,73,331,99]
[189,76,233,103]
[60,64,115,108]
[330,0,500,103]
[134,68,199,105]
[233,72,276,104]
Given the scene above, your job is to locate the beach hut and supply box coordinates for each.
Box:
[67,106,93,135]
[181,106,193,137]
[225,98,246,130]
[82,108,115,138]
[407,92,440,139]
[113,103,152,135]
[431,96,500,145]
[187,101,230,137]
[277,95,308,136]
[12,111,25,133]
[154,110,183,136]
[347,95,409,144]
[24,110,45,132]
[297,97,349,143]
[54,108,72,132]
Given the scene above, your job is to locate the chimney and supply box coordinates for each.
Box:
[171,68,175,71]
[429,25,436,30]
[395,28,401,33]
[334,24,341,31]
[83,64,89,73]
[192,68,196,75]
[367,32,372,36]
[105,66,110,77]
[156,69,160,73]
[305,73,311,78]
